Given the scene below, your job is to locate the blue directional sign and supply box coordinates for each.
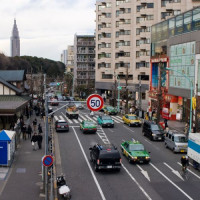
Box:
[42,155,53,167]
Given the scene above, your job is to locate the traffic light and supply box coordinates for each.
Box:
[57,82,60,86]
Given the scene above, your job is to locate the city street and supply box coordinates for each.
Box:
[53,103,200,200]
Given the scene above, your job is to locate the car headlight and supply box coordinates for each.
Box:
[152,134,156,136]
[145,156,150,159]
[132,157,137,159]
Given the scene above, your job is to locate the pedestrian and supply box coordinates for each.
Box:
[27,124,33,139]
[31,133,38,151]
[130,107,133,114]
[37,133,43,149]
[164,118,168,128]
[22,124,27,140]
[33,118,37,131]
[38,123,43,134]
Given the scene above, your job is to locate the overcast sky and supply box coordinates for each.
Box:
[0,0,96,61]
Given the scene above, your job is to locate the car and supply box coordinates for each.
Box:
[80,120,97,133]
[74,102,84,109]
[121,140,150,164]
[104,106,118,115]
[55,120,69,132]
[99,106,105,112]
[48,106,53,113]
[142,120,164,141]
[122,114,142,127]
[50,98,59,106]
[165,130,188,153]
[97,115,114,128]
[89,143,121,172]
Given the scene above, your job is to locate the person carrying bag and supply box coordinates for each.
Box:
[31,133,38,151]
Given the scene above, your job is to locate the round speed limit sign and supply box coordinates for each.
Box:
[87,94,104,112]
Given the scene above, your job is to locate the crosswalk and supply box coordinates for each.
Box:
[54,114,123,125]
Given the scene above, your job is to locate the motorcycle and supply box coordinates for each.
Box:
[57,175,71,199]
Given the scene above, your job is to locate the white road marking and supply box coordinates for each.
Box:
[177,162,200,180]
[61,112,73,124]
[144,139,152,145]
[79,114,87,121]
[85,115,96,122]
[150,163,193,200]
[164,162,184,181]
[112,116,123,123]
[108,128,114,133]
[72,127,106,200]
[93,116,98,120]
[123,125,134,133]
[136,165,151,182]
[54,115,59,121]
[122,164,152,200]
[73,119,79,123]
[77,118,82,122]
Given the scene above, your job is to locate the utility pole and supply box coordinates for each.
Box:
[138,75,142,111]
[125,65,129,114]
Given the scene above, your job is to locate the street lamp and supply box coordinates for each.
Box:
[64,72,74,97]
[115,74,121,113]
[166,67,193,133]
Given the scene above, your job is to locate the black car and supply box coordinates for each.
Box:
[89,143,121,172]
[142,120,164,141]
[55,120,69,132]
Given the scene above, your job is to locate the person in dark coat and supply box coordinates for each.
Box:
[33,118,37,131]
[37,133,43,149]
[164,118,168,129]
[27,124,33,139]
[31,133,38,150]
[38,123,43,134]
[22,124,27,140]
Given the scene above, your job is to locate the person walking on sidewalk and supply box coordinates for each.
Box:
[38,123,43,134]
[27,124,33,139]
[37,133,43,149]
[22,124,27,140]
[31,133,38,151]
[32,118,37,131]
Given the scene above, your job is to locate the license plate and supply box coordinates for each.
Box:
[62,126,64,128]
[180,150,185,152]
[107,166,112,169]
[139,161,143,163]
[158,137,162,140]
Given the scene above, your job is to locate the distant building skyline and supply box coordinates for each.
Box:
[11,19,20,57]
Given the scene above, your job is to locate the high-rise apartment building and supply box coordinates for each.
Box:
[95,0,200,110]
[61,50,68,65]
[11,19,20,57]
[66,45,74,73]
[74,35,95,88]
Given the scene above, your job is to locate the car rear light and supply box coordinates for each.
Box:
[97,159,100,165]
[84,128,88,130]
[120,158,122,163]
[65,125,68,127]
[107,149,111,151]
[57,125,61,128]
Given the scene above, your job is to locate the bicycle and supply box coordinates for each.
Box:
[180,166,189,180]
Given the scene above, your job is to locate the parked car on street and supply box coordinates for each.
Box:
[104,106,118,115]
[50,98,59,106]
[97,115,114,128]
[80,120,97,133]
[74,102,84,109]
[89,143,121,171]
[142,120,164,141]
[122,114,142,127]
[121,140,150,164]
[165,130,188,153]
[55,120,69,132]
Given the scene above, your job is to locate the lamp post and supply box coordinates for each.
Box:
[64,72,74,97]
[116,74,121,113]
[166,67,193,133]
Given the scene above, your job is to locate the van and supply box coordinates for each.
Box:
[142,120,164,141]
[165,130,188,153]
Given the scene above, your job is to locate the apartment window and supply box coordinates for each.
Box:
[98,34,102,40]
[98,25,101,30]
[136,51,140,58]
[147,3,154,8]
[106,2,111,7]
[147,15,154,20]
[136,28,140,35]
[106,13,111,18]
[102,73,113,79]
[115,62,130,68]
[136,40,140,46]
[101,43,111,48]
[137,6,141,12]
[146,27,151,32]
[116,41,130,48]
[174,10,181,16]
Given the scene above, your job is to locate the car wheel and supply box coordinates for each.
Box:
[116,168,121,172]
[95,163,99,172]
[173,148,176,154]
[112,125,114,128]
[90,153,93,162]
[128,123,131,127]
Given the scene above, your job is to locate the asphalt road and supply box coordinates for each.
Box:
[53,103,200,200]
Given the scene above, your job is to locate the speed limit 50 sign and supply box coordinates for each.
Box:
[87,94,104,112]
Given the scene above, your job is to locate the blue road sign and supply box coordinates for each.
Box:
[42,155,53,167]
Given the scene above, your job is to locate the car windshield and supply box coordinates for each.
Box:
[128,116,137,120]
[85,122,95,126]
[102,116,112,120]
[129,144,144,151]
[58,122,68,126]
[174,136,188,143]
[151,124,161,131]
[107,106,114,110]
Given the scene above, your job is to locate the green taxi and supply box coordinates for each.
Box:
[80,120,97,134]
[104,106,118,115]
[121,140,150,164]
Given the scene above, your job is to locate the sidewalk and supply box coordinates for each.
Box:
[0,113,45,200]
[167,120,185,133]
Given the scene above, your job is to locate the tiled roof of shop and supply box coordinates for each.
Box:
[0,70,25,81]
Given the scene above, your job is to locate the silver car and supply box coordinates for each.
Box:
[165,130,188,153]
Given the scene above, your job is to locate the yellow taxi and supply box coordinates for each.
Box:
[122,114,142,127]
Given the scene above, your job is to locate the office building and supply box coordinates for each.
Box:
[11,19,20,57]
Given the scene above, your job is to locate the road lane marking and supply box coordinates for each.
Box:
[77,118,82,122]
[79,114,87,121]
[150,163,193,200]
[164,162,184,181]
[136,165,150,182]
[122,164,152,200]
[144,139,152,145]
[112,116,123,123]
[85,115,96,122]
[123,125,134,133]
[177,162,200,180]
[54,115,59,121]
[108,128,114,133]
[73,119,79,123]
[72,127,106,200]
[61,112,73,124]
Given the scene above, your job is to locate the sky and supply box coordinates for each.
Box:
[0,0,96,61]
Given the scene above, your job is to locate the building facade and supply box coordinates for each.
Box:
[74,35,95,88]
[66,45,74,73]
[11,19,20,57]
[150,6,200,127]
[95,0,200,110]
[61,50,68,65]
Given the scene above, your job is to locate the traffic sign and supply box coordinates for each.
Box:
[42,155,53,167]
[117,86,122,90]
[87,94,104,112]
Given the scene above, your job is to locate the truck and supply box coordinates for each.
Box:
[66,103,79,119]
[188,133,200,170]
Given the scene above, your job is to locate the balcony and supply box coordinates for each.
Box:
[165,2,181,11]
[140,32,147,38]
[139,20,147,27]
[140,44,150,51]
[77,41,95,46]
